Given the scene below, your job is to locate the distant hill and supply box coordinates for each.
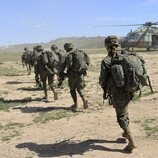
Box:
[0,36,105,52]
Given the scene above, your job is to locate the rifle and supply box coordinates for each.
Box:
[103,90,112,105]
[147,76,154,93]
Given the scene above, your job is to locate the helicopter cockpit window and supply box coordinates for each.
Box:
[128,33,140,41]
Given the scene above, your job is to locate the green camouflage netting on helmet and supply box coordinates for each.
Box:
[104,35,119,47]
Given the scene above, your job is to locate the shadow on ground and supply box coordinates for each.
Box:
[6,81,34,85]
[0,97,42,104]
[16,138,130,157]
[17,87,42,91]
[16,138,132,157]
[13,106,74,113]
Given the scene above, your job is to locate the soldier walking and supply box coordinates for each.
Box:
[32,46,42,88]
[64,43,90,109]
[99,36,137,152]
[51,45,67,88]
[21,47,32,75]
[37,45,58,101]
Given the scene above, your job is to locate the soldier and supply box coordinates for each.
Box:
[37,45,58,101]
[51,45,67,88]
[99,35,137,152]
[21,47,32,75]
[64,43,90,109]
[32,46,42,88]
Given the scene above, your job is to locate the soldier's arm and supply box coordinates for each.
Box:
[84,52,90,65]
[99,60,110,91]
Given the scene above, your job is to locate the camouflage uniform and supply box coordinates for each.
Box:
[32,46,42,88]
[21,47,32,75]
[99,36,136,151]
[99,54,132,134]
[64,43,90,109]
[51,45,67,87]
[37,46,58,101]
[21,47,29,65]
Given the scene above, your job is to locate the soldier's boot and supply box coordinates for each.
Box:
[71,101,78,109]
[70,90,78,109]
[71,97,78,109]
[42,94,48,102]
[43,91,47,99]
[122,132,128,139]
[43,88,47,99]
[124,134,137,152]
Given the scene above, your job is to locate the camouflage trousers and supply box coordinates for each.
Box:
[113,99,131,135]
[68,74,86,104]
[107,79,132,135]
[40,70,57,99]
[40,72,55,89]
[34,64,41,86]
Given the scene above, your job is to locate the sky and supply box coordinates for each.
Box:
[1,0,158,46]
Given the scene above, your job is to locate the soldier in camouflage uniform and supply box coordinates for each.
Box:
[64,43,90,109]
[37,45,58,101]
[21,47,32,75]
[51,45,66,88]
[99,36,137,152]
[32,46,42,88]
[21,47,28,67]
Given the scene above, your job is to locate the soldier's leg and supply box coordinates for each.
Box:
[57,72,65,88]
[115,105,130,134]
[35,74,42,88]
[40,74,48,99]
[124,133,137,152]
[48,74,58,100]
[68,77,78,108]
[77,76,88,109]
[115,104,136,151]
[28,64,31,75]
[26,64,30,75]
[34,65,42,88]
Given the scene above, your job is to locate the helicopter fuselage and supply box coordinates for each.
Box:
[120,26,158,50]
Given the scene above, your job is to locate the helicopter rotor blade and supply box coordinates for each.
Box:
[94,24,143,27]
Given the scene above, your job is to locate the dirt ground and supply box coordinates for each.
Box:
[0,52,158,158]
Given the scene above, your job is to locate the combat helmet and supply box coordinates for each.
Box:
[36,45,44,51]
[33,46,37,50]
[51,45,58,50]
[64,43,74,51]
[24,47,29,51]
[104,35,119,47]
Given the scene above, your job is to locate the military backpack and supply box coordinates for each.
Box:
[111,51,152,94]
[71,49,90,73]
[41,51,59,74]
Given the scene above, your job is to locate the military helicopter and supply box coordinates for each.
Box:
[96,21,158,51]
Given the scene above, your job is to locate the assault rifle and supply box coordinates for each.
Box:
[147,76,154,93]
